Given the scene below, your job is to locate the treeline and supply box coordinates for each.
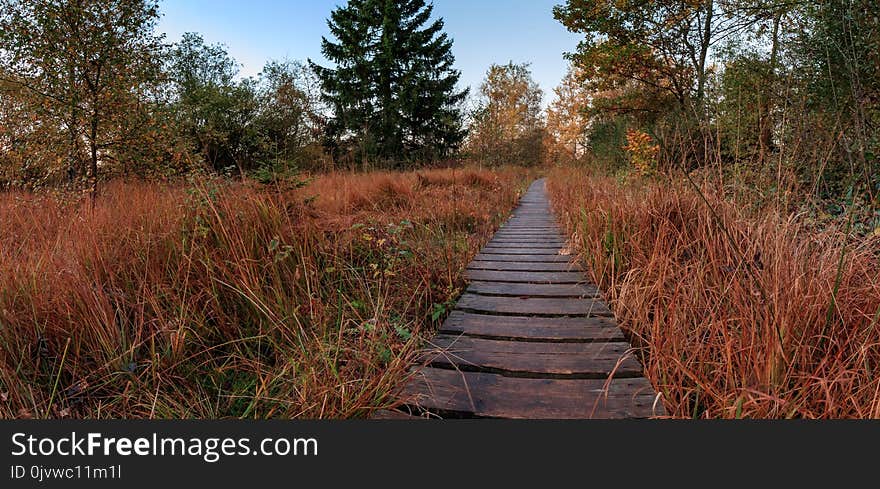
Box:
[0,0,333,190]
[546,0,879,212]
[5,0,875,211]
[0,0,525,191]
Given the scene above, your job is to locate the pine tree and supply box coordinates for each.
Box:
[311,0,467,164]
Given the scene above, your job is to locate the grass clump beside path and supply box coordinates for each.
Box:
[548,166,880,418]
[0,167,532,418]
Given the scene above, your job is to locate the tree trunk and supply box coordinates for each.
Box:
[67,62,81,184]
[696,0,714,109]
[758,12,781,163]
[67,112,80,183]
[89,113,98,207]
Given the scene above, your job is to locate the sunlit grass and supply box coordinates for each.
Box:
[0,166,532,419]
[548,166,880,418]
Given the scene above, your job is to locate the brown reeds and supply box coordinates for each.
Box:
[548,166,880,418]
[0,167,531,419]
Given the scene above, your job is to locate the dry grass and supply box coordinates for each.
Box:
[547,166,880,418]
[0,166,532,419]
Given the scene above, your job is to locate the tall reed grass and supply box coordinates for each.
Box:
[548,166,880,418]
[0,167,530,418]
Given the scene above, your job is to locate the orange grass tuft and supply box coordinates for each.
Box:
[0,167,532,418]
[547,166,880,418]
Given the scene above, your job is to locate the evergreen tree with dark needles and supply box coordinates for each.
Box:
[311,0,468,165]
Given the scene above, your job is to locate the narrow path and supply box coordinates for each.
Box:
[380,179,665,419]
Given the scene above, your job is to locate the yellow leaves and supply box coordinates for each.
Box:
[623,129,660,177]
[546,64,591,161]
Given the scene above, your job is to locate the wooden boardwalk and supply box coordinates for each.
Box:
[379,179,665,419]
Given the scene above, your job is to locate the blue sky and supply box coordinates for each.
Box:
[156,0,582,106]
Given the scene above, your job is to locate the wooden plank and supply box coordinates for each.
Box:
[402,368,663,418]
[498,226,559,230]
[487,237,561,242]
[492,235,564,239]
[487,242,565,248]
[467,261,578,272]
[496,230,559,233]
[489,238,566,244]
[498,225,558,228]
[492,234,560,238]
[440,311,622,341]
[503,225,556,229]
[464,270,585,283]
[456,294,613,316]
[466,281,599,298]
[500,223,558,226]
[483,243,563,249]
[474,253,572,262]
[497,230,559,234]
[479,249,565,256]
[494,229,563,233]
[422,336,643,378]
[501,225,557,230]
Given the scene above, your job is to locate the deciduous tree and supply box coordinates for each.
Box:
[467,62,545,166]
[0,0,165,197]
[546,65,591,162]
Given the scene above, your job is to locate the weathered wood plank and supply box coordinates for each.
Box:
[493,232,560,237]
[483,241,562,246]
[487,244,565,250]
[498,225,559,229]
[489,239,566,245]
[465,281,599,298]
[493,237,560,240]
[483,244,563,251]
[502,225,557,229]
[422,335,643,378]
[494,229,563,233]
[402,368,663,418]
[464,270,585,283]
[440,311,621,341]
[492,235,564,240]
[501,222,558,226]
[474,253,572,262]
[456,293,613,316]
[501,226,558,230]
[479,248,566,255]
[467,261,577,272]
